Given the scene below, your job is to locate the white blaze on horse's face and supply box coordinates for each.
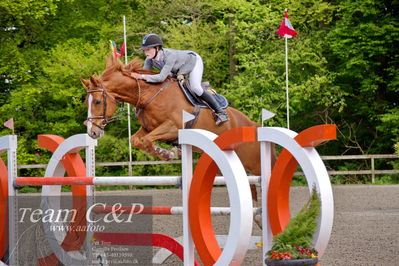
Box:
[87,92,105,139]
[87,93,94,135]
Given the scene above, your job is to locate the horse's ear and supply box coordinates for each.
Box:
[106,53,117,69]
[80,77,90,88]
[89,75,99,87]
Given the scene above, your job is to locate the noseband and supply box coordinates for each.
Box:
[87,82,122,130]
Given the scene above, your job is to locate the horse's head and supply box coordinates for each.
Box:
[80,75,118,139]
[80,54,151,139]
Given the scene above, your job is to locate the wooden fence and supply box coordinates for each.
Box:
[301,154,399,184]
[18,154,398,184]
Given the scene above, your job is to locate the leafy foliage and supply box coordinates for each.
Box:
[267,187,320,259]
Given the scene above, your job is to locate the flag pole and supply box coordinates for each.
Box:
[285,35,289,129]
[277,8,296,129]
[123,15,133,176]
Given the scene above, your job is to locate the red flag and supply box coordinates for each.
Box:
[120,43,125,58]
[4,118,14,130]
[276,11,298,38]
[110,40,124,59]
[111,41,125,59]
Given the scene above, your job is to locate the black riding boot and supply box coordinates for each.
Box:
[199,90,229,125]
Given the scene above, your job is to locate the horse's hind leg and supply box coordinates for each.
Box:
[250,184,263,229]
[250,184,258,201]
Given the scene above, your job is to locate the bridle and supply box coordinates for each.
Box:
[87,81,124,130]
[87,76,171,131]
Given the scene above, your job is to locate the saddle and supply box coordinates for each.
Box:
[177,76,229,109]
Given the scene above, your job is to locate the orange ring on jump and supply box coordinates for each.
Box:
[268,125,336,235]
[188,127,257,265]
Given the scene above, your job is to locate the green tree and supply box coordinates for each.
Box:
[325,0,399,154]
[0,0,148,168]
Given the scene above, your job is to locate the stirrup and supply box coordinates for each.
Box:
[214,111,229,126]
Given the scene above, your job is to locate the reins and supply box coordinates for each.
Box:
[134,79,171,118]
[135,78,141,110]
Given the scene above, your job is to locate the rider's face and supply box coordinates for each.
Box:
[144,47,157,59]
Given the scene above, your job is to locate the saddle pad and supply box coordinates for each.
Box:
[179,81,229,109]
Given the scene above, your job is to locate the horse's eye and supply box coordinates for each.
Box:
[95,100,102,105]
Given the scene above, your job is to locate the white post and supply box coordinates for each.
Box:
[181,110,195,264]
[85,136,96,263]
[371,156,375,184]
[181,143,194,265]
[123,15,133,176]
[285,36,290,130]
[260,140,273,266]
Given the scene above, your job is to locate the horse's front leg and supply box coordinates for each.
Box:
[131,126,148,151]
[132,121,179,160]
[131,126,165,158]
[144,120,179,160]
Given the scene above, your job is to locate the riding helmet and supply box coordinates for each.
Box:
[140,34,163,50]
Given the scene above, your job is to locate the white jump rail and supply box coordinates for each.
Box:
[91,205,261,216]
[15,175,260,186]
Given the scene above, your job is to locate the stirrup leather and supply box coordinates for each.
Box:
[213,111,229,126]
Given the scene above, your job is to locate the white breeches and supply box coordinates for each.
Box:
[189,54,205,96]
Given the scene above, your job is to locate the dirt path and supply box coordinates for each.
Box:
[97,185,399,265]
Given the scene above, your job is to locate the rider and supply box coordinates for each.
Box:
[131,33,229,126]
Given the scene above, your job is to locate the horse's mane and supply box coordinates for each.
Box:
[101,55,155,81]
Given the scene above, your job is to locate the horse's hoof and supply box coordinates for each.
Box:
[170,147,180,159]
[159,148,173,161]
[160,152,170,161]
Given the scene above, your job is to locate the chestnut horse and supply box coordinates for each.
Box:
[80,55,275,203]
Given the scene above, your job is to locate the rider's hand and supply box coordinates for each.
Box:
[131,73,145,80]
